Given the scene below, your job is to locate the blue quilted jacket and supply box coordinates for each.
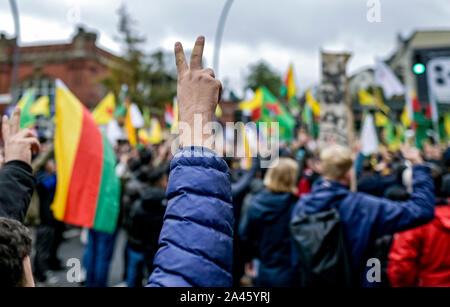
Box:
[292,165,435,283]
[148,147,234,287]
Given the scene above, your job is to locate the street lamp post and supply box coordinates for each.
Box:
[9,0,21,105]
[213,0,234,78]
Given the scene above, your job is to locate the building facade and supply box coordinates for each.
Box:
[0,26,118,111]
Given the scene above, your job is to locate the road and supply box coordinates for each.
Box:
[31,227,129,287]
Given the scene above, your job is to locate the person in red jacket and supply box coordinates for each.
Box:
[388,176,450,287]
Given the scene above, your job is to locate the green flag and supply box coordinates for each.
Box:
[259,87,296,141]
[17,89,36,129]
[414,112,433,149]
[114,85,128,118]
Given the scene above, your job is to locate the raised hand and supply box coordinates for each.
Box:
[400,144,423,166]
[175,36,222,148]
[2,107,40,165]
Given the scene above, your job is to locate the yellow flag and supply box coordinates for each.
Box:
[285,64,297,100]
[358,91,376,106]
[30,96,50,117]
[171,101,179,134]
[377,99,390,114]
[149,118,163,145]
[401,105,411,128]
[241,125,252,170]
[359,90,390,114]
[306,90,321,116]
[239,89,263,111]
[445,112,450,137]
[216,105,223,118]
[374,89,391,114]
[375,112,389,127]
[92,93,115,125]
[125,105,137,147]
[138,129,151,145]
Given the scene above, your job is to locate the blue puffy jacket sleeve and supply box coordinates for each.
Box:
[359,165,435,239]
[148,147,234,287]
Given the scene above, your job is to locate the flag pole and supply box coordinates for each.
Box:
[9,0,21,105]
[346,75,357,192]
[213,0,234,77]
[427,81,441,144]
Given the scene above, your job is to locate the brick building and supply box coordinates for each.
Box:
[0,26,118,113]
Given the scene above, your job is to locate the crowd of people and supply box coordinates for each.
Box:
[0,36,449,288]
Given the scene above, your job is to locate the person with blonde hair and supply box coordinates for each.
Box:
[291,144,436,286]
[240,158,300,287]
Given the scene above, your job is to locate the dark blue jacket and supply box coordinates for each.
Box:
[148,147,234,287]
[241,190,299,287]
[0,161,36,223]
[291,165,435,283]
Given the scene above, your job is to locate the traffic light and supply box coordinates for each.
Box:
[413,63,426,75]
[413,54,426,75]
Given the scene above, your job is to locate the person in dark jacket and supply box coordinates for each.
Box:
[229,157,259,286]
[0,160,35,222]
[125,164,169,287]
[0,108,39,222]
[241,158,299,287]
[292,145,435,286]
[147,36,233,287]
[297,151,321,198]
[33,159,65,283]
[0,107,40,287]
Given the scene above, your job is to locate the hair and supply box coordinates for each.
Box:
[139,148,153,166]
[320,145,353,181]
[148,163,171,185]
[0,218,32,287]
[442,175,450,198]
[264,158,299,195]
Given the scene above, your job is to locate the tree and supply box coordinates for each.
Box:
[100,5,176,114]
[146,50,177,111]
[245,61,282,97]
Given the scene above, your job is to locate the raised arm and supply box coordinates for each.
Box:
[148,36,234,287]
[0,108,40,222]
[366,146,435,239]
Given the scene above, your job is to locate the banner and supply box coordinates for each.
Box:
[318,52,351,149]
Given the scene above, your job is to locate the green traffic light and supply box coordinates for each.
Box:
[413,63,426,75]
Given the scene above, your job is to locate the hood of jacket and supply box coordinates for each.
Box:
[251,189,298,222]
[139,187,166,211]
[295,179,350,214]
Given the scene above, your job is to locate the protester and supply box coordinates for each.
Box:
[296,150,321,198]
[229,157,260,286]
[34,159,65,284]
[388,175,450,287]
[82,228,118,287]
[0,31,448,291]
[0,217,34,287]
[125,164,169,287]
[291,144,435,286]
[147,36,234,287]
[0,108,40,222]
[240,158,300,287]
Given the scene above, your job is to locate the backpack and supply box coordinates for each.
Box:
[290,207,354,287]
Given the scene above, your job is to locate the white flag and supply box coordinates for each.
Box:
[106,119,126,147]
[361,114,379,156]
[129,103,145,128]
[374,60,405,99]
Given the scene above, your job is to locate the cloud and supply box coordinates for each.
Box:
[1,0,450,96]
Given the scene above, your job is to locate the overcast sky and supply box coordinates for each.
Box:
[1,0,450,96]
